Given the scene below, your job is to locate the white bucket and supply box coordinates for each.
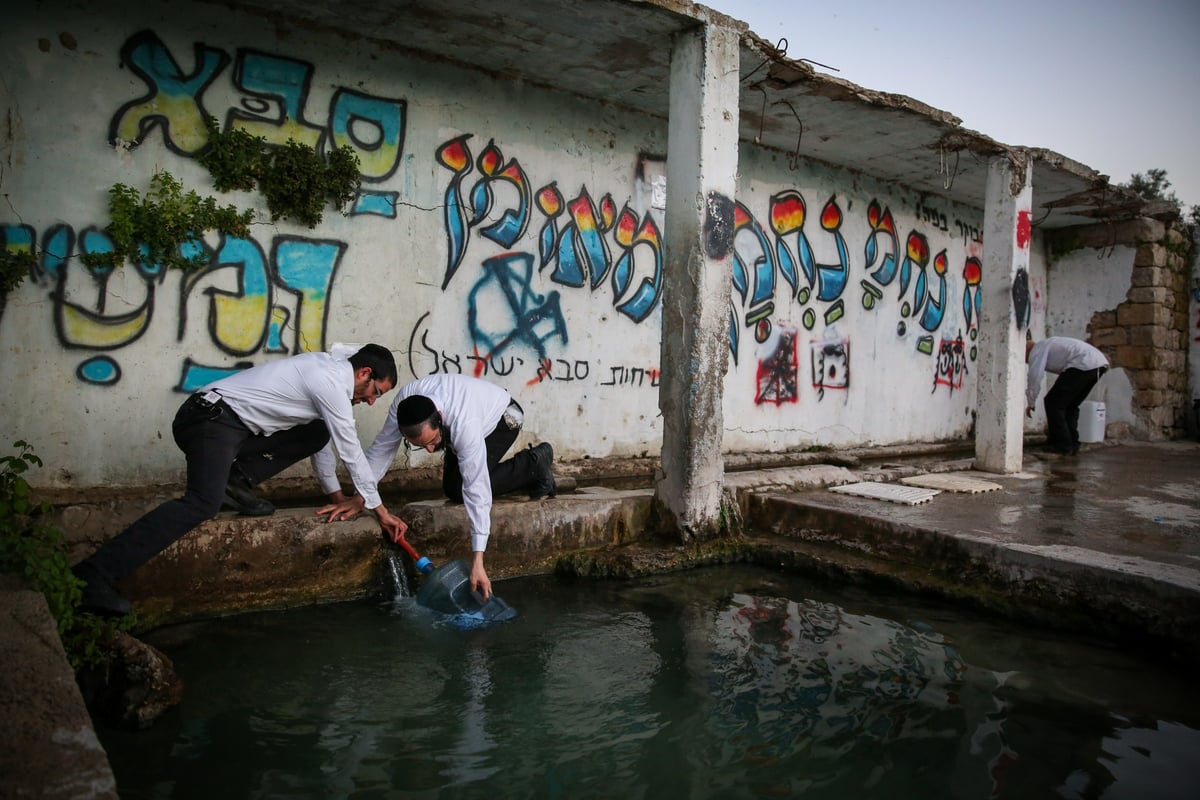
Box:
[1078,401,1106,443]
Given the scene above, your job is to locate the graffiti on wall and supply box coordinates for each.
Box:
[432,133,985,404]
[404,310,659,390]
[2,26,987,410]
[4,218,349,390]
[110,31,407,216]
[0,30,409,387]
[754,326,799,405]
[810,339,849,402]
[934,333,969,394]
[728,192,984,405]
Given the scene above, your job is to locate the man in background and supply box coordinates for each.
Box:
[1025,336,1109,455]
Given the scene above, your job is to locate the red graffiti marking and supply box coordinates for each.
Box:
[1016,210,1032,250]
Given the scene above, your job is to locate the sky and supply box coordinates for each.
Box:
[705,0,1200,211]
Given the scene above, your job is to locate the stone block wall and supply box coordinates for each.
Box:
[1073,218,1193,440]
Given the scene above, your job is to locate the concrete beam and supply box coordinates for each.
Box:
[657,20,739,542]
[975,152,1033,473]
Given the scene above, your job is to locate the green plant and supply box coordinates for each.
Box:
[0,441,132,670]
[260,139,361,226]
[198,118,265,193]
[198,116,361,227]
[81,171,254,274]
[0,248,36,296]
[1121,167,1199,224]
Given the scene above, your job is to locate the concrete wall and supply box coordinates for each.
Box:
[1040,243,1137,433]
[0,0,1169,493]
[721,147,989,450]
[1043,219,1193,441]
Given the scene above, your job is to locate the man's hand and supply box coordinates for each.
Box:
[470,551,492,600]
[317,494,366,522]
[1025,407,1033,418]
[373,504,409,544]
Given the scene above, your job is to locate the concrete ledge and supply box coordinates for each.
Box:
[405,487,657,577]
[0,578,117,799]
[750,494,1200,661]
[113,487,657,625]
[118,508,385,625]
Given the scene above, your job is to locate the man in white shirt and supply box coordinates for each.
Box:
[315,373,555,601]
[72,344,404,616]
[1025,336,1110,455]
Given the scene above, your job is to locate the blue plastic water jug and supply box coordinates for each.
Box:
[414,558,518,628]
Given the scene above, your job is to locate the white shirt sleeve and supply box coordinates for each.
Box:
[310,443,341,496]
[1025,342,1048,409]
[364,396,405,483]
[309,370,383,509]
[450,418,494,552]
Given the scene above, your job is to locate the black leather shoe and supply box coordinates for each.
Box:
[72,562,131,617]
[224,480,276,516]
[527,442,556,500]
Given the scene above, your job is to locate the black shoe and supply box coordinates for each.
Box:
[527,443,556,500]
[72,562,131,617]
[224,480,276,516]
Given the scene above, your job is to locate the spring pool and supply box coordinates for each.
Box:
[97,565,1200,799]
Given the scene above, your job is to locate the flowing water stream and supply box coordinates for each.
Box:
[97,565,1200,799]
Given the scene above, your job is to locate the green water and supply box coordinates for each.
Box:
[98,565,1200,799]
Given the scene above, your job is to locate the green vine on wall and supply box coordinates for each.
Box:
[65,120,361,277]
[0,441,132,671]
[80,171,255,273]
[199,117,362,228]
[0,249,36,296]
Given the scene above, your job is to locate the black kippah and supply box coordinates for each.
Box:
[396,395,437,427]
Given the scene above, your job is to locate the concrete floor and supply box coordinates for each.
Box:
[805,440,1200,575]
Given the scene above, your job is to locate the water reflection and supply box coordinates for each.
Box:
[700,592,1019,797]
[98,567,1200,799]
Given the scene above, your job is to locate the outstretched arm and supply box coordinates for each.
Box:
[372,502,408,543]
[470,550,492,600]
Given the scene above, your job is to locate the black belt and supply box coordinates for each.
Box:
[185,390,249,430]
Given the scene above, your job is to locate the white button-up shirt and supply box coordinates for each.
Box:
[1025,337,1109,409]
[208,350,383,509]
[314,374,511,552]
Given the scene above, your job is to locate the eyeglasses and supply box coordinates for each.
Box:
[367,379,382,402]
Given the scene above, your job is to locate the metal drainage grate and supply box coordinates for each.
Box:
[828,482,941,505]
[899,473,1002,493]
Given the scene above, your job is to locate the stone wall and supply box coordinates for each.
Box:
[1049,217,1193,440]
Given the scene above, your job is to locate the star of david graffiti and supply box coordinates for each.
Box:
[467,251,567,366]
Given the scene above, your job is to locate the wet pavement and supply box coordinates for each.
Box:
[792,440,1200,570]
[747,440,1200,662]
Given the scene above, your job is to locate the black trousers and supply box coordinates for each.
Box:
[83,394,329,580]
[1044,367,1106,450]
[441,403,531,502]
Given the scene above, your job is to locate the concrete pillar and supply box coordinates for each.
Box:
[975,152,1033,473]
[655,21,739,542]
